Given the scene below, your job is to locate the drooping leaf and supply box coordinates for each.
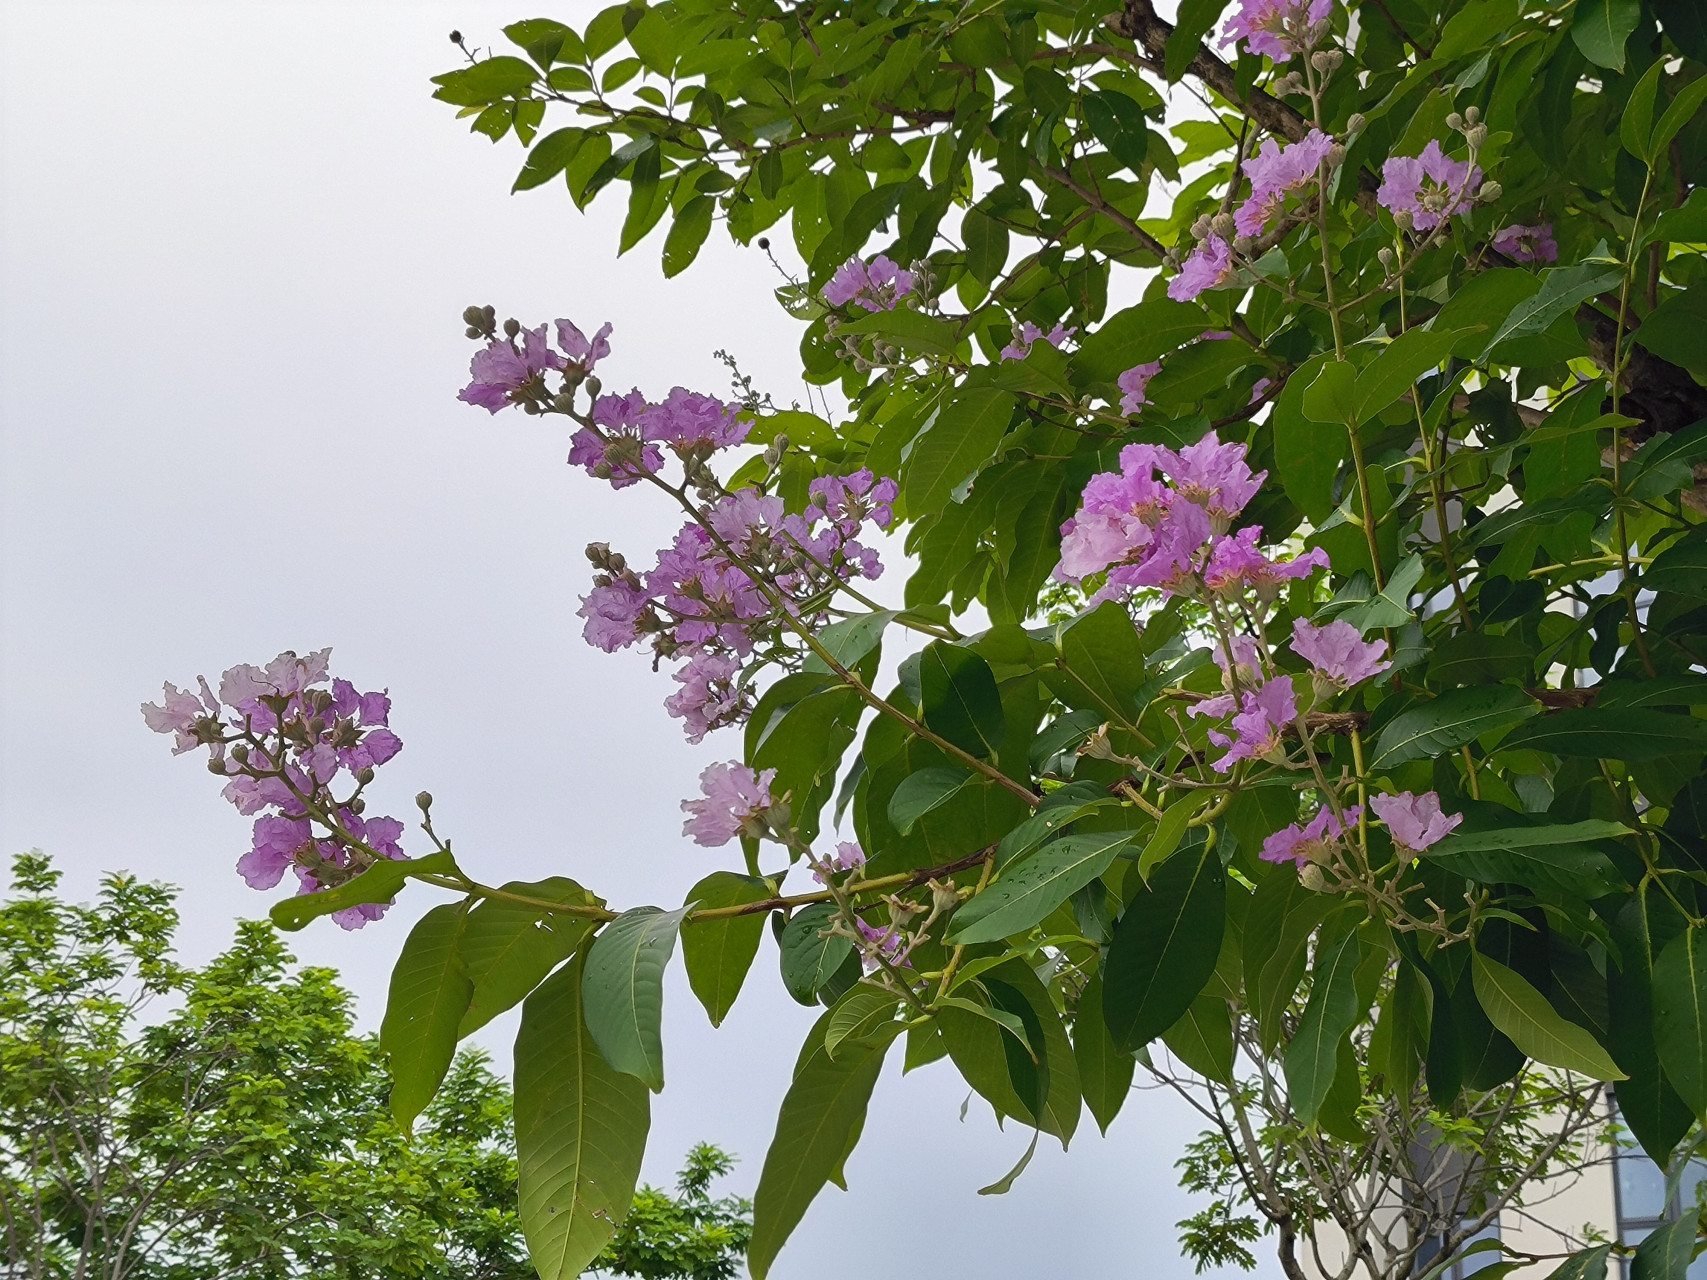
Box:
[1161,992,1234,1084]
[1470,952,1625,1078]
[580,904,692,1090]
[779,903,856,1005]
[1136,792,1209,882]
[903,388,1016,516]
[888,766,974,834]
[824,987,901,1058]
[1071,296,1208,382]
[1369,686,1538,770]
[459,878,600,1036]
[947,830,1137,944]
[1284,931,1364,1126]
[1073,971,1135,1134]
[919,642,1005,760]
[379,902,474,1130]
[514,949,651,1280]
[1246,874,1337,1053]
[1103,841,1225,1052]
[1570,0,1641,70]
[1653,926,1707,1120]
[1632,1217,1697,1280]
[680,871,771,1027]
[269,850,456,932]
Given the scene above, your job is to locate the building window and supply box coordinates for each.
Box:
[1415,1219,1502,1278]
[1612,1107,1707,1277]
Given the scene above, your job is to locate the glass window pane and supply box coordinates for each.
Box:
[1619,1155,1670,1221]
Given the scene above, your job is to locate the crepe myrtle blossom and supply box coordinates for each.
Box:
[1000,321,1075,361]
[144,651,409,929]
[1158,433,1267,532]
[855,917,910,969]
[1204,527,1331,600]
[457,323,568,413]
[664,652,750,744]
[807,469,897,537]
[1117,361,1163,415]
[1378,141,1483,232]
[1291,618,1391,693]
[1168,235,1236,302]
[556,319,612,375]
[811,841,867,886]
[1262,804,1364,868]
[1492,222,1559,265]
[1235,130,1337,237]
[1370,790,1462,853]
[681,762,778,847]
[1223,0,1331,60]
[824,255,916,312]
[1192,675,1299,773]
[569,390,662,489]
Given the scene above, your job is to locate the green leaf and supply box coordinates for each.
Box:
[1135,792,1209,881]
[1643,532,1707,598]
[581,904,692,1091]
[458,878,599,1036]
[1654,926,1707,1119]
[903,388,1015,516]
[919,642,1005,759]
[1482,264,1623,357]
[617,146,664,253]
[662,194,714,278]
[1048,602,1149,720]
[680,872,771,1027]
[1426,630,1535,688]
[1071,297,1208,383]
[1571,0,1641,70]
[1428,819,1633,854]
[1103,841,1225,1051]
[1500,708,1707,760]
[748,1007,900,1279]
[1073,971,1135,1134]
[1319,554,1424,634]
[1354,328,1477,422]
[1271,353,1343,523]
[1369,686,1538,770]
[1301,358,1357,425]
[1650,189,1707,245]
[824,987,901,1058]
[1632,1217,1697,1280]
[805,610,896,674]
[268,849,455,932]
[1611,889,1695,1158]
[1245,872,1335,1053]
[1622,59,1668,161]
[1544,1244,1614,1280]
[514,948,651,1280]
[948,830,1137,943]
[1284,932,1364,1126]
[778,903,855,1004]
[379,903,474,1131]
[977,1130,1040,1196]
[512,127,587,192]
[888,766,973,834]
[1161,992,1234,1084]
[962,206,1009,286]
[1635,293,1707,384]
[430,56,540,105]
[835,308,961,360]
[1164,0,1226,80]
[1471,952,1626,1078]
[1656,0,1707,59]
[1427,843,1625,900]
[1433,0,1522,60]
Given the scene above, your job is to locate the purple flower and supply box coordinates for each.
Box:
[1370,790,1462,853]
[141,678,219,754]
[1378,140,1482,232]
[1055,444,1172,583]
[855,917,909,969]
[331,679,391,727]
[1290,618,1392,688]
[361,815,409,861]
[640,388,748,452]
[1118,361,1163,415]
[1000,322,1075,362]
[556,319,612,372]
[1492,223,1559,265]
[1155,431,1267,531]
[681,762,777,847]
[1211,675,1297,772]
[664,652,748,743]
[571,390,664,489]
[577,577,650,652]
[824,255,916,312]
[1261,804,1362,868]
[342,727,402,773]
[1167,235,1236,302]
[1124,499,1213,596]
[1203,527,1330,600]
[807,469,899,535]
[457,325,565,414]
[812,841,867,886]
[237,815,311,889]
[1235,130,1336,237]
[1223,0,1331,60]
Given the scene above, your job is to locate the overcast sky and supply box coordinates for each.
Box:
[0,5,1263,1277]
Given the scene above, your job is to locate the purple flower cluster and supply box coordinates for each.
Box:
[1291,618,1391,689]
[682,762,777,846]
[825,255,916,312]
[1055,432,1325,608]
[1000,322,1075,362]
[1492,222,1559,265]
[579,470,896,741]
[1370,790,1461,853]
[142,650,408,929]
[568,387,748,489]
[1223,0,1332,60]
[459,319,612,414]
[1190,673,1299,773]
[1378,141,1482,232]
[811,841,867,886]
[1235,130,1337,237]
[1168,236,1237,302]
[1262,803,1362,868]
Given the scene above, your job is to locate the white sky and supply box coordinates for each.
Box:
[0,4,1263,1276]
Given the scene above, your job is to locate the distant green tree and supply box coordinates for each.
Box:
[0,853,749,1280]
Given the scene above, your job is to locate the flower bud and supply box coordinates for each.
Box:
[552,392,575,413]
[1300,863,1328,891]
[773,433,789,454]
[465,325,484,339]
[1395,209,1414,232]
[1345,112,1366,135]
[1464,105,1481,125]
[592,461,613,479]
[586,541,610,564]
[348,797,366,815]
[356,766,375,785]
[1211,212,1235,239]
[1234,235,1255,255]
[522,401,540,415]
[502,317,521,338]
[929,878,959,916]
[1478,180,1502,202]
[462,305,485,326]
[1377,246,1394,267]
[1310,49,1334,72]
[207,756,227,775]
[1327,144,1348,168]
[1190,214,1213,240]
[415,791,433,812]
[1445,111,1464,132]
[1465,123,1487,149]
[231,742,250,763]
